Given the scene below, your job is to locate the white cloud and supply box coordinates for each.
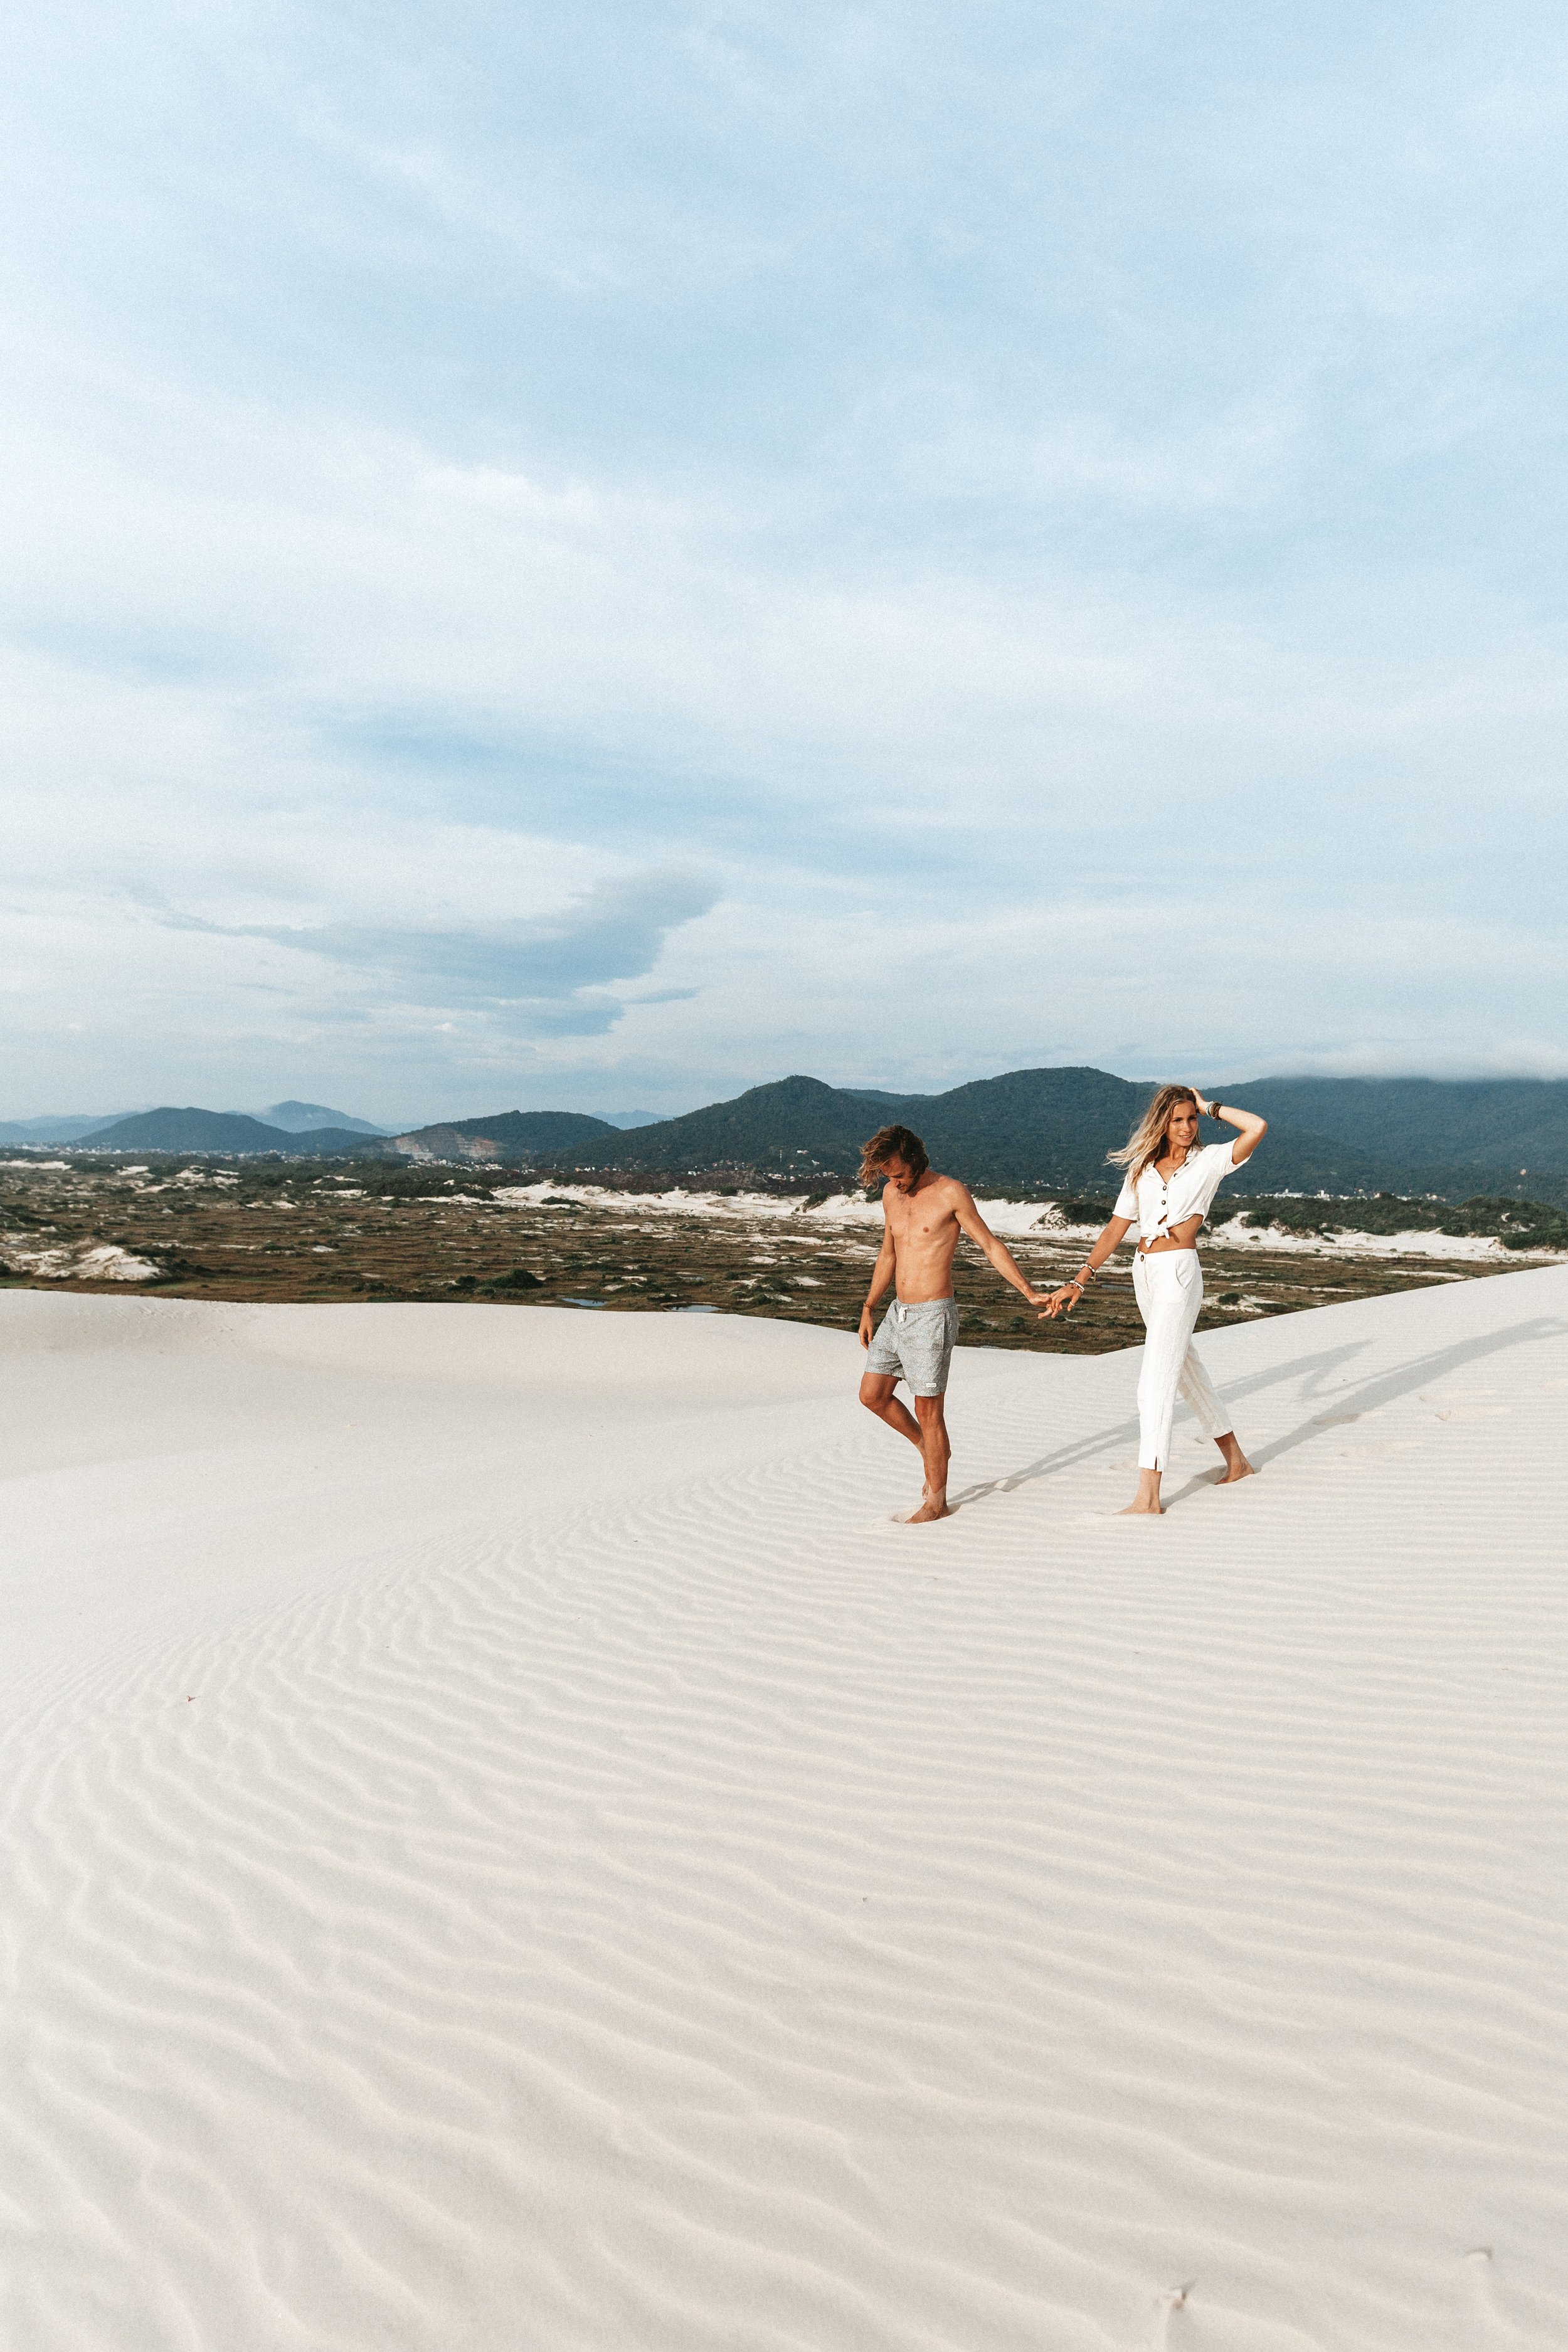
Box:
[1,1,1565,1118]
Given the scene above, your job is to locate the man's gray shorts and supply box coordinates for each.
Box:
[866,1298,958,1397]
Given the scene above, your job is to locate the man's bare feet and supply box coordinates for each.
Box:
[904,1488,953,1523]
[1115,1498,1163,1516]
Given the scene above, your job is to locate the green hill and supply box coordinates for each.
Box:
[575,1069,1568,1199]
[571,1069,1375,1194]
[260,1099,391,1135]
[1217,1076,1568,1186]
[82,1108,301,1153]
[64,1075,1568,1204]
[0,1113,134,1144]
[287,1126,400,1157]
[393,1110,617,1162]
[79,1108,398,1157]
[573,1076,887,1179]
[77,1106,615,1162]
[912,1067,1192,1189]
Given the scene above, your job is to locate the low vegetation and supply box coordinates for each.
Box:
[3,1155,1560,1358]
[1219,1193,1568,1249]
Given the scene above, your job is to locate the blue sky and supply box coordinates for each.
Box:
[4,1,1567,1121]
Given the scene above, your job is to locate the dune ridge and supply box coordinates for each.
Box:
[4,1275,1567,2349]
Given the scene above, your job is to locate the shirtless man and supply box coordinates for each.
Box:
[857,1123,1050,1522]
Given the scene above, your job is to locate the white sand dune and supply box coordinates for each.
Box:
[494,1178,1056,1236]
[493,1179,1566,1261]
[0,1239,161,1282]
[4,1272,1568,2350]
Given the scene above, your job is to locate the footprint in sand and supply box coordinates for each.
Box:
[1421,1389,1504,1418]
[1148,2279,1196,2348]
[1462,2244,1511,2345]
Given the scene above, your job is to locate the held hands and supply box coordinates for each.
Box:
[1038,1283,1083,1320]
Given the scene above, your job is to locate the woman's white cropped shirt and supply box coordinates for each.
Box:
[1113,1140,1241,1243]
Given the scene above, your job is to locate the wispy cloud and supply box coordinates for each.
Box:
[1,3,1565,1118]
[145,871,718,1031]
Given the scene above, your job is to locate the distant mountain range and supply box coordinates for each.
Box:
[77,1108,389,1156]
[0,1111,139,1144]
[247,1100,391,1135]
[12,1071,1568,1204]
[1208,1077,1568,1187]
[566,1071,1370,1196]
[68,1104,623,1161]
[393,1069,1568,1202]
[0,1099,394,1146]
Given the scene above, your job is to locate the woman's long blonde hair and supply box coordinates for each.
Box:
[1108,1085,1200,1184]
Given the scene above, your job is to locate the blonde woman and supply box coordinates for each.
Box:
[1042,1088,1268,1515]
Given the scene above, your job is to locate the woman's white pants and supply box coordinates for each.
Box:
[1132,1250,1232,1471]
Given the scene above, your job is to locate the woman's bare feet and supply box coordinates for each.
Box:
[1116,1468,1163,1516]
[1214,1433,1254,1485]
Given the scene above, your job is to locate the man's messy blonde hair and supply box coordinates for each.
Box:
[1107,1085,1201,1185]
[858,1123,930,1190]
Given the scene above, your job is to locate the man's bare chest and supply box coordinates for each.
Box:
[887,1201,957,1250]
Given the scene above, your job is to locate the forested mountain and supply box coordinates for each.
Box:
[1214,1077,1568,1184]
[572,1076,884,1179]
[83,1108,316,1153]
[567,1071,1568,1201]
[8,1103,389,1147]
[571,1070,1377,1195]
[76,1106,617,1161]
[392,1111,616,1160]
[0,1112,134,1143]
[257,1100,390,1135]
[82,1108,392,1156]
[45,1073,1568,1205]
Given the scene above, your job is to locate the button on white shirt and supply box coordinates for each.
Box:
[1113,1140,1241,1242]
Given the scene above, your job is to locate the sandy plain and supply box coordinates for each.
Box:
[3,1155,1552,1354]
[4,1267,1568,2350]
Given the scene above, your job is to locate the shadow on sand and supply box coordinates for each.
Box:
[947,1314,1568,1518]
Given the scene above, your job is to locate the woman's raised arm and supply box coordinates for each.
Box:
[1201,1096,1267,1167]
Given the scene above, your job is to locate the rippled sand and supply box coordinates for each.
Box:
[4,1273,1567,2349]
